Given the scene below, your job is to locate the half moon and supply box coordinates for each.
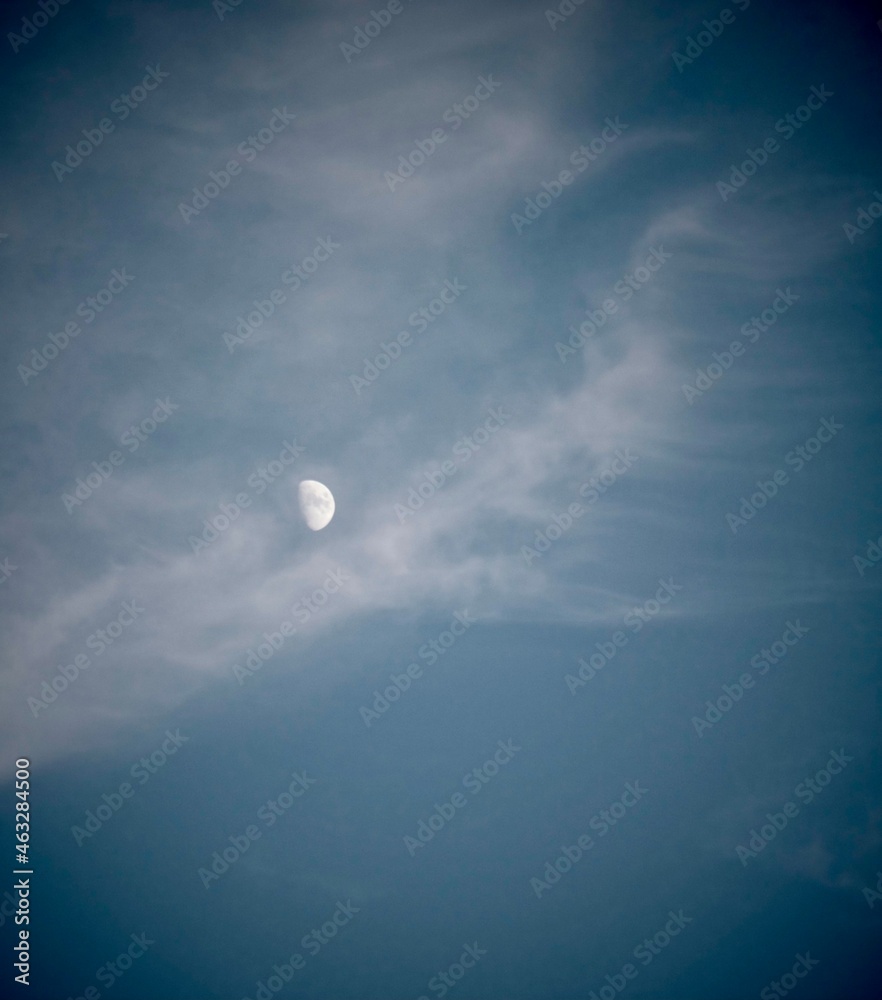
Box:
[298,480,335,531]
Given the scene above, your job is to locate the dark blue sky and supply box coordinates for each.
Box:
[1,1,881,998]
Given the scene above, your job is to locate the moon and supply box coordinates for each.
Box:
[298,480,335,531]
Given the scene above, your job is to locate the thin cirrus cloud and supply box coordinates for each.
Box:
[0,0,873,782]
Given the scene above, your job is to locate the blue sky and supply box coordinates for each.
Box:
[1,0,881,997]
